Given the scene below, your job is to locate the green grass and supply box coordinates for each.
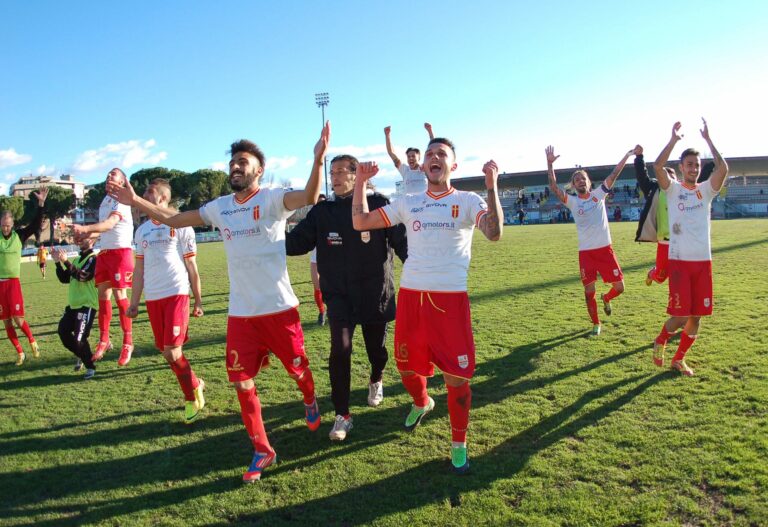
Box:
[1,219,767,526]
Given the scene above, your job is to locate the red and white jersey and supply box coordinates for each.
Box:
[199,187,298,316]
[98,196,133,249]
[563,185,612,251]
[378,187,487,292]
[398,165,428,195]
[665,179,717,261]
[135,220,196,300]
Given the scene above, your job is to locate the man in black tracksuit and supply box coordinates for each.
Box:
[286,154,407,441]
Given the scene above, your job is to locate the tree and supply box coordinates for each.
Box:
[0,196,24,221]
[183,169,230,211]
[42,186,74,244]
[129,167,189,207]
[83,182,107,211]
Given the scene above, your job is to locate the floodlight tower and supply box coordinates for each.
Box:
[315,92,330,196]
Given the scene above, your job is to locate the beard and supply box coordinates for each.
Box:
[229,170,257,191]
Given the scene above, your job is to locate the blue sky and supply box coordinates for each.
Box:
[2,1,764,196]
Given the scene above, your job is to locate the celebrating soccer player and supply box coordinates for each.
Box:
[546,145,632,336]
[52,239,98,379]
[107,122,330,482]
[651,119,728,375]
[0,187,47,365]
[287,154,407,442]
[384,123,435,195]
[352,138,503,474]
[36,245,48,279]
[71,168,135,366]
[128,179,206,423]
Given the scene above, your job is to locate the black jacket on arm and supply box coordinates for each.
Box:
[635,154,661,242]
[286,193,407,324]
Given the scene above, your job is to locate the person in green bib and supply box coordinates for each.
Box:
[1,187,48,366]
[52,239,99,379]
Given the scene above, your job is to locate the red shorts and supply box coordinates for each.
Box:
[667,260,713,317]
[95,248,134,289]
[578,245,623,286]
[654,242,670,282]
[394,288,476,380]
[225,307,309,382]
[0,278,25,320]
[146,295,190,350]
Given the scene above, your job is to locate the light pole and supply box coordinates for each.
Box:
[315,92,330,196]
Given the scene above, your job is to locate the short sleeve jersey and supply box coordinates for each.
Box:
[135,220,197,300]
[199,187,298,316]
[665,179,717,261]
[563,185,612,251]
[398,165,428,195]
[98,196,134,249]
[378,188,487,292]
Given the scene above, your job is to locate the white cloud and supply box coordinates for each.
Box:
[266,156,298,171]
[0,148,32,169]
[208,161,227,171]
[0,183,7,195]
[3,173,17,182]
[71,139,167,173]
[36,165,59,177]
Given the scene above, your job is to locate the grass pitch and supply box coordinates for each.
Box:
[1,219,766,526]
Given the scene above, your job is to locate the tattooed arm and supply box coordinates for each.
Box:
[478,160,503,241]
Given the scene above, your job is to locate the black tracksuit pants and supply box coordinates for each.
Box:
[328,319,388,416]
[58,306,96,369]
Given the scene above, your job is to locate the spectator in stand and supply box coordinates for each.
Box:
[613,206,622,222]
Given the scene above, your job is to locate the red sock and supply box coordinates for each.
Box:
[116,297,133,345]
[585,291,600,325]
[98,299,112,342]
[401,373,429,407]
[447,382,471,443]
[603,286,622,302]
[19,321,35,342]
[5,325,23,354]
[655,323,675,345]
[672,332,697,361]
[170,355,198,401]
[236,387,272,453]
[313,289,325,313]
[295,367,316,405]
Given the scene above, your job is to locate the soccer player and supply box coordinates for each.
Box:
[1,187,47,365]
[651,119,728,375]
[107,122,330,482]
[636,145,714,286]
[52,239,98,379]
[351,138,503,474]
[309,194,327,326]
[384,122,435,195]
[36,245,48,279]
[546,145,632,336]
[71,168,134,367]
[286,154,407,441]
[128,178,206,423]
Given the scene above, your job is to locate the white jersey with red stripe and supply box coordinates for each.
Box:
[665,178,717,261]
[563,185,612,251]
[378,187,487,292]
[135,220,196,300]
[398,165,428,194]
[199,187,298,316]
[98,196,134,249]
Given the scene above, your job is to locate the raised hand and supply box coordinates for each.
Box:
[633,144,643,156]
[356,161,379,182]
[192,302,204,318]
[31,186,49,207]
[106,178,137,206]
[482,160,499,188]
[314,120,331,162]
[424,122,432,132]
[671,121,683,141]
[700,117,710,141]
[384,126,391,135]
[545,145,560,165]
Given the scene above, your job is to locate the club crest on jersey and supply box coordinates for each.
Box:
[695,190,703,200]
[15,304,20,311]
[169,228,175,238]
[592,197,598,203]
[457,354,469,369]
[361,231,370,243]
[114,273,121,282]
[703,298,711,308]
[451,205,460,218]
[253,206,260,220]
[292,356,302,368]
[173,325,181,337]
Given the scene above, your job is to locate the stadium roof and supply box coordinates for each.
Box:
[451,155,768,192]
